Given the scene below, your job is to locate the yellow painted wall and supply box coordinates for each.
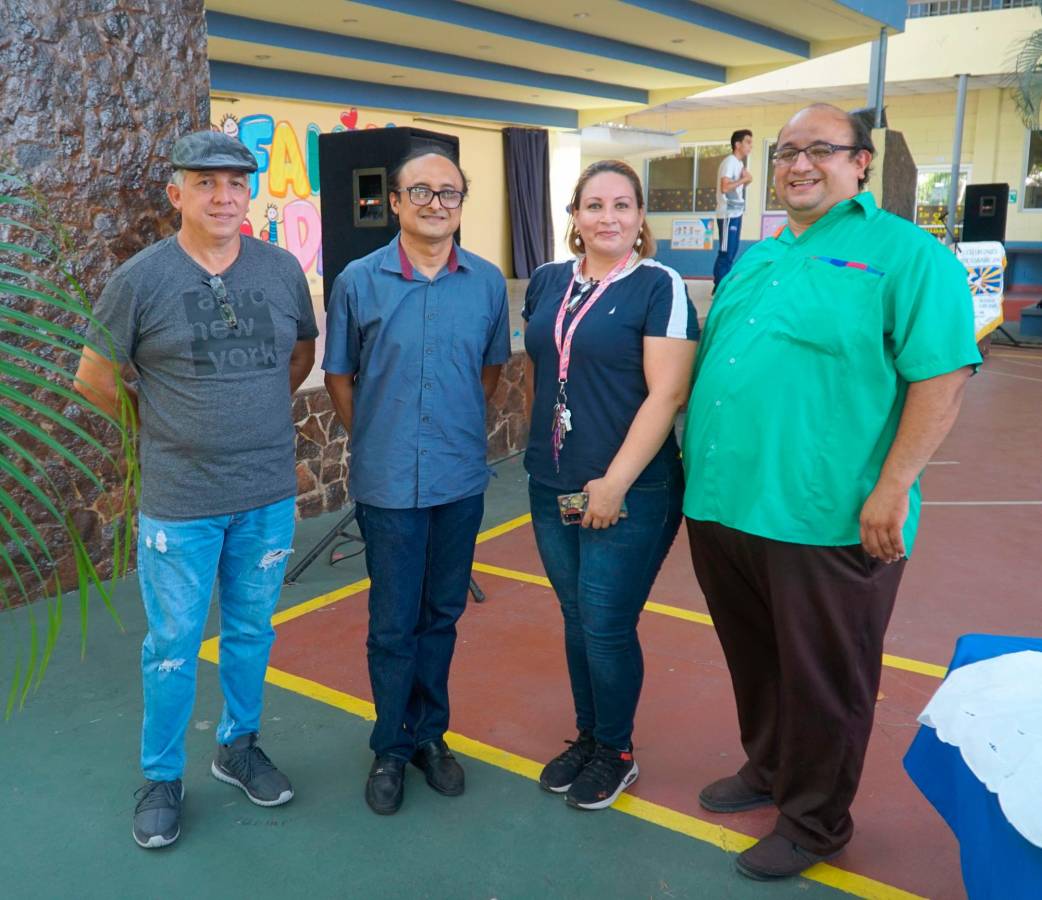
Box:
[624,87,1040,244]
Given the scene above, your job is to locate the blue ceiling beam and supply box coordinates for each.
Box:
[349,0,726,81]
[617,1,808,57]
[209,61,579,129]
[832,0,906,30]
[207,12,648,104]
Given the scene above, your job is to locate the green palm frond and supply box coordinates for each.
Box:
[1008,8,1042,129]
[0,157,139,714]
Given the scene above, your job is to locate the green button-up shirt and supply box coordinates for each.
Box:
[682,192,981,551]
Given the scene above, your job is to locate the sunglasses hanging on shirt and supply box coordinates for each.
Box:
[206,275,239,331]
[566,277,599,313]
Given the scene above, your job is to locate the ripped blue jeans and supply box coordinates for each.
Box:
[136,496,296,781]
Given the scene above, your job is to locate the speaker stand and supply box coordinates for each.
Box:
[283,501,486,603]
[995,325,1023,347]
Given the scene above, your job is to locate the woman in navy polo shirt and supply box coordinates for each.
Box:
[523,159,699,810]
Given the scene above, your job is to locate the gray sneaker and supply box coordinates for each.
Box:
[211,733,293,807]
[132,779,184,849]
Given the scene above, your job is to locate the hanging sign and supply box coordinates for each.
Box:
[955,241,1005,341]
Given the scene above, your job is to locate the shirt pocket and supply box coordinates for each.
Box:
[770,256,883,359]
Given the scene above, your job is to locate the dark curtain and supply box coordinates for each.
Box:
[503,127,554,278]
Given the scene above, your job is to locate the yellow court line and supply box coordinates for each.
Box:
[208,559,948,683]
[475,512,532,544]
[273,577,371,627]
[881,653,947,679]
[645,601,715,627]
[241,516,537,634]
[195,515,928,899]
[205,661,922,900]
[473,560,550,586]
[474,563,944,678]
[199,517,539,658]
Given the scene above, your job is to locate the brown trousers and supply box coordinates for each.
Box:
[686,518,906,854]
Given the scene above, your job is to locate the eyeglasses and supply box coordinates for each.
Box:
[207,275,238,330]
[771,142,860,166]
[397,185,466,209]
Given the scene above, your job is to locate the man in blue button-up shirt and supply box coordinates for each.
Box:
[323,149,510,815]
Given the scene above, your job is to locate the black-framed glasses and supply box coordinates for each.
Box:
[207,275,238,330]
[397,185,466,209]
[771,142,860,166]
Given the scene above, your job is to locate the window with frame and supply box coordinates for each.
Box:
[764,142,783,211]
[916,166,969,238]
[646,142,731,214]
[1025,129,1042,210]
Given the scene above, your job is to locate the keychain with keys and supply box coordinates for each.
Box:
[551,382,571,471]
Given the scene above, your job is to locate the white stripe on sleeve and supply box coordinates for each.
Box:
[640,259,694,339]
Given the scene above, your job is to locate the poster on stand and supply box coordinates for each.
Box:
[955,241,1005,340]
[671,218,714,250]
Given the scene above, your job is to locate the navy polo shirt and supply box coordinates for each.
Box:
[523,258,700,492]
[322,234,511,509]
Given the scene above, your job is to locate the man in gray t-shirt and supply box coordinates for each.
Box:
[75,131,317,850]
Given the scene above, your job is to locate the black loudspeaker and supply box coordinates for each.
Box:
[962,183,1008,243]
[318,127,460,308]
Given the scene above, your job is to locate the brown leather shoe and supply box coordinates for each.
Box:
[698,773,773,813]
[736,832,841,880]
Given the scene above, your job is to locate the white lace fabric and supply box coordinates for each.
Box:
[918,650,1042,848]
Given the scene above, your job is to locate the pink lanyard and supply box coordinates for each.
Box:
[550,253,632,471]
[554,253,631,381]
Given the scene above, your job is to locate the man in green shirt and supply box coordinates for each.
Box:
[683,104,981,880]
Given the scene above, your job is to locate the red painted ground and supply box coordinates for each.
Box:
[270,350,1042,900]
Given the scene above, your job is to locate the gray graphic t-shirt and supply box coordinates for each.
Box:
[89,235,319,519]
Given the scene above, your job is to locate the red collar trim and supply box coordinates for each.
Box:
[397,240,459,281]
[398,239,415,280]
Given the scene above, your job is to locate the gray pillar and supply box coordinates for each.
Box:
[947,73,969,245]
[866,28,888,129]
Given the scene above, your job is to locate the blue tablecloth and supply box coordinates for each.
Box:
[903,633,1042,899]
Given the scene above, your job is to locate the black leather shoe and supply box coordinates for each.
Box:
[365,755,405,815]
[411,739,465,796]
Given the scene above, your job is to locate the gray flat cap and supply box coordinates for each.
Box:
[170,130,258,172]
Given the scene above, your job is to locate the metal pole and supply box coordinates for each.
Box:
[867,34,880,115]
[946,73,969,245]
[866,28,888,128]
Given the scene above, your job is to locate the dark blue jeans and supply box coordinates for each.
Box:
[713,214,743,286]
[528,467,683,750]
[356,494,484,760]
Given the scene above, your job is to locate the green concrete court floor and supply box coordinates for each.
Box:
[1,455,859,900]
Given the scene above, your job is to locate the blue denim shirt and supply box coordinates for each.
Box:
[323,234,511,509]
